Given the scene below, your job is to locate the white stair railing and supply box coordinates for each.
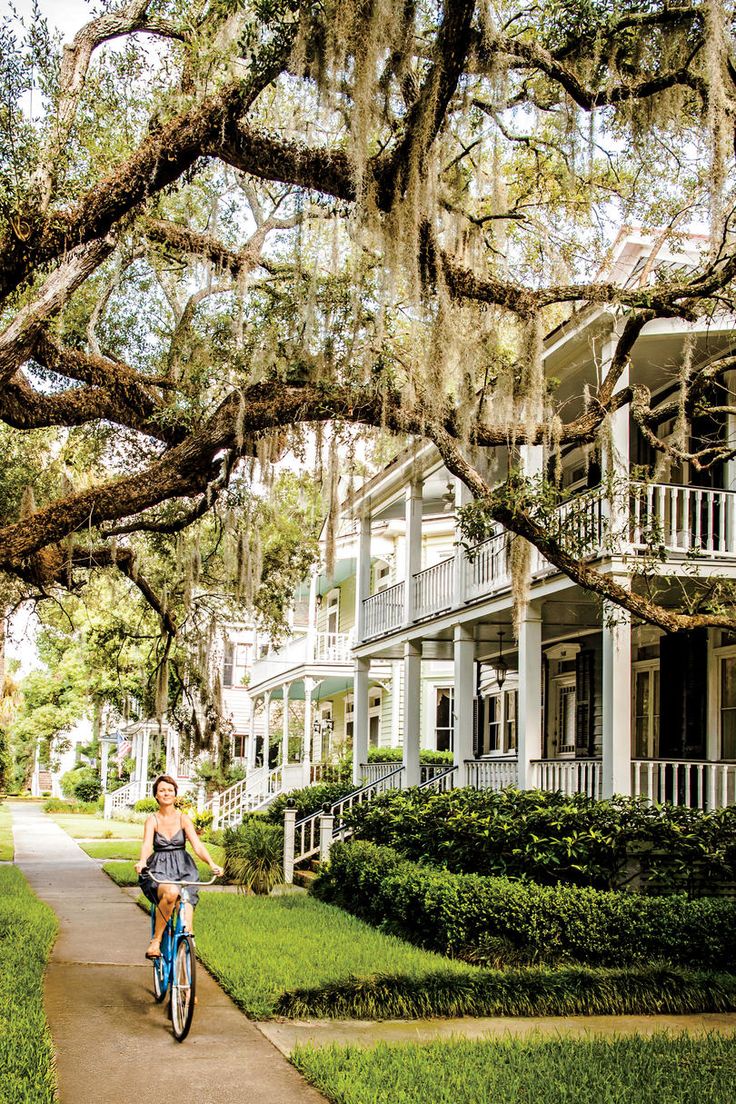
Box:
[103,780,153,819]
[206,765,285,829]
[283,765,404,882]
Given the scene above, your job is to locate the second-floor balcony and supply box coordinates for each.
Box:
[362,482,736,640]
[249,629,354,692]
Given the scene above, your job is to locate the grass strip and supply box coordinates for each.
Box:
[101,856,223,887]
[85,840,225,864]
[193,894,472,1019]
[277,964,736,1019]
[0,866,58,1104]
[291,1034,736,1104]
[49,813,143,839]
[0,803,13,861]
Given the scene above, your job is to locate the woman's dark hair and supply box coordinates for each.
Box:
[152,774,178,797]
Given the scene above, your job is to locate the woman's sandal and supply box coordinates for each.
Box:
[145,940,161,959]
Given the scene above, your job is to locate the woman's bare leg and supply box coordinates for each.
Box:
[146,884,179,955]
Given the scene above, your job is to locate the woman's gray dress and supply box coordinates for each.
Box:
[138,817,200,907]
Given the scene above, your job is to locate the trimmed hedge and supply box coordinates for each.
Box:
[342,786,736,893]
[276,964,736,1019]
[313,841,736,969]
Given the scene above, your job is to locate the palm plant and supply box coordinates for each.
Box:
[223,820,283,895]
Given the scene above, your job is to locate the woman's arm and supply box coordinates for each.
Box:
[181,814,223,875]
[134,816,156,875]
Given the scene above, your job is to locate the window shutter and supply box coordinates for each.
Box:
[575,649,595,756]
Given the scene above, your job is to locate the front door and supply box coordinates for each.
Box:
[633,663,660,759]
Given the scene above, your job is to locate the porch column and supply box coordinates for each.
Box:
[453,478,472,606]
[453,624,475,770]
[281,683,290,765]
[248,696,258,771]
[355,504,372,641]
[138,725,150,801]
[100,738,110,793]
[263,691,272,769]
[302,677,315,786]
[131,731,141,786]
[517,603,543,789]
[390,660,402,747]
[403,479,423,626]
[307,566,319,662]
[403,640,422,786]
[353,657,370,784]
[601,324,630,546]
[602,597,632,797]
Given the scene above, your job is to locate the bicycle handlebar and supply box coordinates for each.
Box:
[147,871,219,886]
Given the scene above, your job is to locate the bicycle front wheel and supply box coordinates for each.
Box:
[170,935,196,1041]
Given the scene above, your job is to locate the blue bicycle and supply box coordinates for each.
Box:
[149,872,215,1041]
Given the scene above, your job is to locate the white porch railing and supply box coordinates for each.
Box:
[630,483,736,558]
[363,581,404,638]
[313,631,353,662]
[358,761,397,785]
[631,759,736,810]
[464,531,510,601]
[413,559,453,620]
[531,759,603,800]
[206,765,284,829]
[103,780,153,818]
[360,483,736,639]
[465,758,519,790]
[284,765,404,879]
[418,764,457,792]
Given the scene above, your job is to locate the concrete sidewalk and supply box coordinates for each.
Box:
[11,803,327,1104]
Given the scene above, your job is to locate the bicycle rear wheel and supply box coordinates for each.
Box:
[170,934,196,1041]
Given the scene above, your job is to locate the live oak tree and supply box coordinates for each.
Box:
[2,0,736,697]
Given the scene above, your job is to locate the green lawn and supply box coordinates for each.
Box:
[292,1034,736,1104]
[0,803,13,861]
[192,894,473,1019]
[49,814,143,839]
[102,853,224,887]
[0,866,58,1104]
[87,839,225,864]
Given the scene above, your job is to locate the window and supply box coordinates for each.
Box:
[436,688,454,752]
[375,562,391,591]
[236,643,251,668]
[482,690,517,755]
[633,664,660,759]
[721,655,736,760]
[326,590,340,636]
[223,642,235,688]
[232,733,247,758]
[345,695,354,742]
[369,691,382,747]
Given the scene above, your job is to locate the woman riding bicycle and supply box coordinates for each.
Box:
[135,774,223,960]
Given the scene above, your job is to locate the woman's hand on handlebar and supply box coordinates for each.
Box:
[210,863,224,877]
[134,860,147,875]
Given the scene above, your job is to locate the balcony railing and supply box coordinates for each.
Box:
[629,483,736,558]
[361,483,736,639]
[313,631,353,662]
[413,558,454,620]
[363,581,404,638]
[249,630,353,687]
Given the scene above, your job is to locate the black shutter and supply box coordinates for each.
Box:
[575,649,595,757]
[472,697,484,758]
[660,629,707,760]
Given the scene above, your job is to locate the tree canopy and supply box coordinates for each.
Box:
[1,0,736,643]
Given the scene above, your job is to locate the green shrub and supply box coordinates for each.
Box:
[314,841,736,969]
[342,787,736,894]
[265,781,357,823]
[365,748,454,765]
[223,819,284,894]
[43,796,100,814]
[277,963,736,1020]
[133,797,158,813]
[60,766,102,803]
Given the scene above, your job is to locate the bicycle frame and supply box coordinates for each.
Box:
[147,872,216,1037]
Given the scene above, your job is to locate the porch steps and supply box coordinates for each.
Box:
[293,858,321,890]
